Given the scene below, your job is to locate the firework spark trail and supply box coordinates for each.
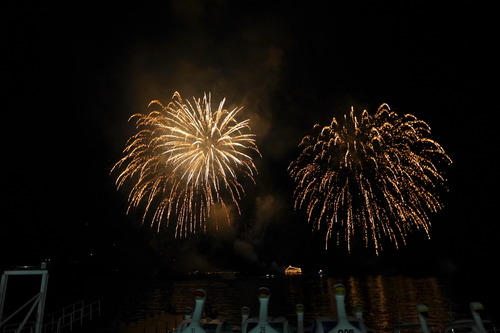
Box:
[112,91,260,236]
[288,103,452,254]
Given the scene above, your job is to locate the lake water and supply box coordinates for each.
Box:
[2,270,495,333]
[99,274,492,333]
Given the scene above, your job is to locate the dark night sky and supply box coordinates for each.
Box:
[1,0,499,291]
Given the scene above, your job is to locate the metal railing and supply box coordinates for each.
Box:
[42,301,85,333]
[55,300,100,333]
[0,300,101,333]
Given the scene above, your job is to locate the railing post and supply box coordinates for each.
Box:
[35,270,49,333]
[0,273,8,324]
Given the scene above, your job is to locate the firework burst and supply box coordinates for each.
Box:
[112,91,260,236]
[288,103,452,254]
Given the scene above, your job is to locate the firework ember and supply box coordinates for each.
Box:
[288,103,452,254]
[112,91,260,236]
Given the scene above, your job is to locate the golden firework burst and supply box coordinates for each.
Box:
[288,103,452,254]
[112,91,260,236]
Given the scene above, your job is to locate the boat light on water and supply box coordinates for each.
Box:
[285,266,302,275]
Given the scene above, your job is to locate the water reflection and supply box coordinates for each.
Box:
[345,276,452,332]
[115,275,459,333]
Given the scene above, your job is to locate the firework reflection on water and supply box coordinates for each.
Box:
[112,275,458,333]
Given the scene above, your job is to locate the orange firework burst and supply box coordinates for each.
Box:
[112,91,260,236]
[288,103,452,254]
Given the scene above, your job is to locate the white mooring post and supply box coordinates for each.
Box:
[0,262,49,333]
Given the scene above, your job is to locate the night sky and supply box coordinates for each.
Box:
[2,0,498,292]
